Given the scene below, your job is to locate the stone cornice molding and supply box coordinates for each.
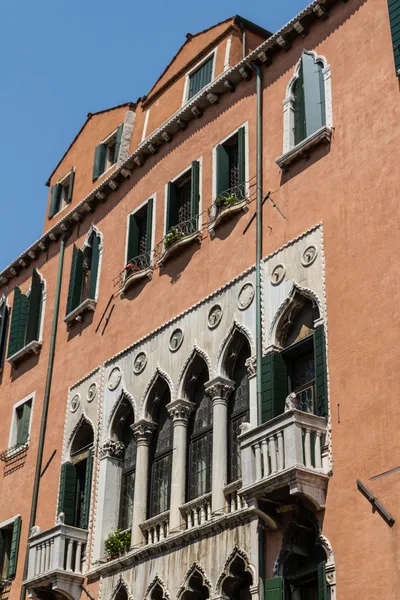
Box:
[205,376,235,405]
[166,399,195,425]
[131,419,156,445]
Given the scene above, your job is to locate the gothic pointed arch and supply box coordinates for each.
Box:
[139,365,175,419]
[66,412,95,460]
[110,577,133,600]
[177,563,211,600]
[216,547,255,599]
[216,319,254,378]
[107,388,137,438]
[144,575,171,600]
[177,344,212,399]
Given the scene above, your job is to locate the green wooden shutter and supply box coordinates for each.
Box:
[7,516,21,579]
[166,182,178,231]
[66,245,84,315]
[302,52,325,137]
[146,199,154,254]
[314,326,328,417]
[67,169,75,204]
[388,0,400,73]
[114,124,124,163]
[88,234,100,300]
[7,288,29,358]
[216,144,230,195]
[318,561,328,600]
[49,184,62,219]
[26,270,43,345]
[265,577,284,600]
[190,160,200,223]
[17,402,31,445]
[93,144,106,180]
[237,126,246,188]
[261,352,288,423]
[0,530,4,570]
[188,57,213,99]
[80,451,94,529]
[127,213,140,262]
[294,61,306,145]
[0,298,9,370]
[58,462,78,526]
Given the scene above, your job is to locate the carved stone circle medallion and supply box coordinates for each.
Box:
[238,282,255,310]
[270,264,286,286]
[301,245,318,267]
[70,394,80,413]
[87,383,97,403]
[133,352,147,374]
[108,367,122,391]
[169,328,184,352]
[208,304,223,329]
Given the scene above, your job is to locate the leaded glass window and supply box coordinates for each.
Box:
[228,344,250,483]
[150,397,173,517]
[188,366,212,501]
[118,424,136,531]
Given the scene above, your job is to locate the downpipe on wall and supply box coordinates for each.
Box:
[20,235,67,600]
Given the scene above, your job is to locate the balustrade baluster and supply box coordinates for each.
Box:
[315,432,322,468]
[261,438,269,478]
[75,542,83,573]
[200,504,205,524]
[269,437,277,473]
[193,508,199,527]
[45,541,51,572]
[159,523,164,541]
[254,442,262,480]
[304,429,311,467]
[37,545,43,575]
[66,539,73,572]
[277,431,284,471]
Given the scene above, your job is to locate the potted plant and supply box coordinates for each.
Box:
[164,227,184,249]
[105,529,132,560]
[215,192,240,209]
[125,262,141,276]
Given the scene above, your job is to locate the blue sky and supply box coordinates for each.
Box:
[0,0,309,271]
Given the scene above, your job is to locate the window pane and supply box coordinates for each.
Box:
[177,179,191,224]
[155,408,173,455]
[151,454,171,515]
[192,394,212,433]
[189,433,212,500]
[230,414,247,481]
[188,57,213,99]
[292,352,315,390]
[119,471,135,531]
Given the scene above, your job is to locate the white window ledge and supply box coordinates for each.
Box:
[208,198,248,238]
[0,441,29,462]
[7,340,42,368]
[64,298,97,326]
[120,267,153,299]
[275,126,332,171]
[157,231,202,270]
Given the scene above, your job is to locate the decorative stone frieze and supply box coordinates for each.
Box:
[245,356,256,378]
[166,399,195,425]
[99,440,125,460]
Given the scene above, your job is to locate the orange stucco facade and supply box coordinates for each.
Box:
[1,1,400,599]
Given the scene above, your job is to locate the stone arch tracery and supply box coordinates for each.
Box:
[110,577,133,600]
[177,563,211,600]
[107,388,137,439]
[66,412,95,461]
[177,344,213,400]
[140,366,175,419]
[217,319,255,378]
[216,546,255,600]
[144,575,170,600]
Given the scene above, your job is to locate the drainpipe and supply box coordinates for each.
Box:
[20,235,67,600]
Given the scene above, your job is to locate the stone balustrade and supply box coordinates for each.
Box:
[180,493,212,530]
[140,511,170,545]
[224,480,248,513]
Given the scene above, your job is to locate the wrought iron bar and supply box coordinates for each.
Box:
[208,183,248,222]
[114,251,152,289]
[0,442,29,462]
[156,216,199,258]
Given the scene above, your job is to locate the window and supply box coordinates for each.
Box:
[215,127,246,207]
[0,517,22,581]
[187,362,212,501]
[58,420,94,529]
[293,52,325,145]
[48,169,75,219]
[165,161,200,238]
[149,383,173,517]
[187,56,214,100]
[126,199,154,271]
[112,398,136,532]
[388,0,400,74]
[66,230,101,317]
[0,296,9,372]
[7,270,44,360]
[92,124,124,180]
[227,339,250,483]
[15,400,32,447]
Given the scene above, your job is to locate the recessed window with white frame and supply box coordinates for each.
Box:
[8,394,34,451]
[48,168,75,219]
[92,124,124,181]
[184,50,216,103]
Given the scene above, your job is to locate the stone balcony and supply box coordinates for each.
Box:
[240,409,329,510]
[24,522,88,600]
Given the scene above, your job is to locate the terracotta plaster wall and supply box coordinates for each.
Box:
[1,0,400,598]
[43,106,129,234]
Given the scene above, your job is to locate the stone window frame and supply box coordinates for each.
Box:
[182,48,218,106]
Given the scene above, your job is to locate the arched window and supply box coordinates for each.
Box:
[58,419,94,529]
[149,381,173,517]
[114,585,129,600]
[220,553,253,600]
[225,332,251,483]
[111,397,136,531]
[66,228,101,317]
[186,360,212,501]
[293,52,326,145]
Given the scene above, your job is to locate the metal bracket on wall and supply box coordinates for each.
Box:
[357,479,395,527]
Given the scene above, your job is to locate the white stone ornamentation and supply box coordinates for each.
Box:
[208,304,223,329]
[70,394,80,413]
[301,245,318,267]
[133,352,147,374]
[169,328,184,352]
[99,439,125,460]
[108,367,122,390]
[87,383,97,403]
[238,282,255,310]
[270,264,286,286]
[167,399,195,424]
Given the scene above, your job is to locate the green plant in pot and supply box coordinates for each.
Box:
[105,529,132,559]
[215,192,239,209]
[164,226,184,249]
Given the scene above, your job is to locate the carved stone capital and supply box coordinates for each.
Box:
[167,399,195,425]
[205,376,235,406]
[131,419,156,446]
[245,356,256,378]
[99,439,125,460]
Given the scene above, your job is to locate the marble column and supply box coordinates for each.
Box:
[167,399,195,531]
[245,355,257,426]
[130,419,156,546]
[205,376,235,514]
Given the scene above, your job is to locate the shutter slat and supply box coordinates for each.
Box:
[67,169,75,204]
[17,402,31,445]
[261,352,288,423]
[7,288,29,358]
[265,577,284,599]
[190,160,200,223]
[314,326,328,416]
[166,182,178,231]
[80,451,94,529]
[88,234,100,300]
[114,124,124,163]
[216,144,230,195]
[49,184,62,219]
[25,269,43,345]
[237,126,246,189]
[294,61,306,145]
[7,516,22,579]
[93,144,106,180]
[146,198,154,254]
[0,297,9,370]
[318,561,328,600]
[127,214,140,262]
[388,0,400,72]
[66,245,84,315]
[58,462,78,526]
[188,56,214,99]
[302,52,325,137]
